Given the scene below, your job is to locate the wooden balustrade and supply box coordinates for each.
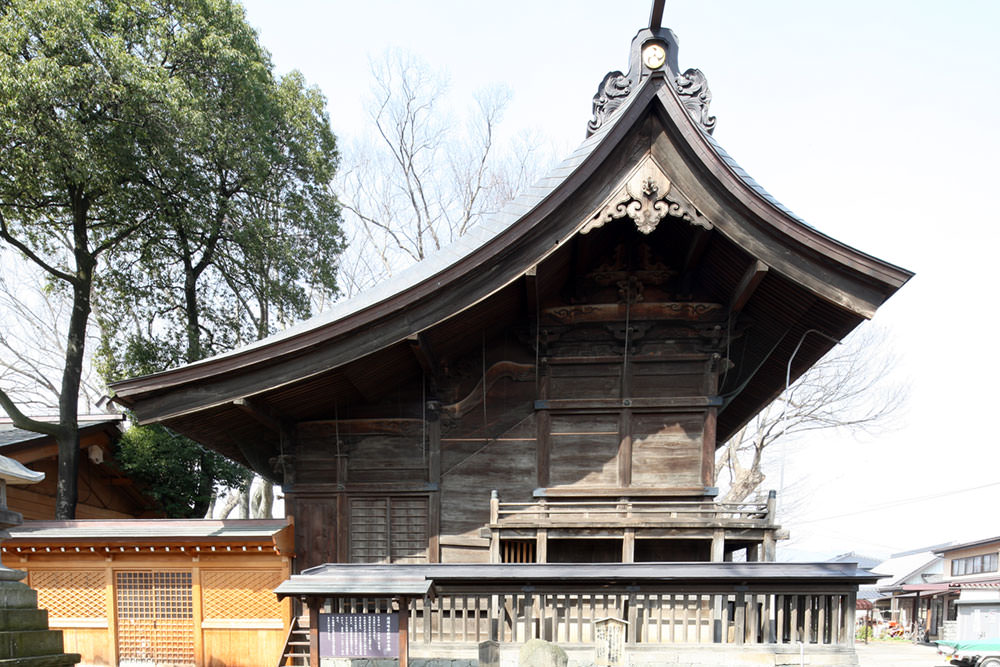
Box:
[493,499,773,528]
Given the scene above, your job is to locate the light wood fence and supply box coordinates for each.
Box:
[321,588,856,648]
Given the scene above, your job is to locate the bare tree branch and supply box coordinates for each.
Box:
[334,51,554,297]
[715,324,907,504]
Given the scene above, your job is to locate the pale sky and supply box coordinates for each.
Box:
[3,1,997,560]
[233,0,1000,561]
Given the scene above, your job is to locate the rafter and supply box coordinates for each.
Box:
[730,260,769,314]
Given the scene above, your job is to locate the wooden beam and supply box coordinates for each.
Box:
[524,266,538,319]
[406,332,439,380]
[232,397,282,433]
[299,418,423,437]
[729,260,769,314]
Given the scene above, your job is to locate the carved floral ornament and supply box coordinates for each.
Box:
[580,155,712,236]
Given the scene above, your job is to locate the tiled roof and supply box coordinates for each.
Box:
[0,425,47,448]
[0,417,123,449]
[7,518,290,541]
[136,73,801,378]
[277,562,881,598]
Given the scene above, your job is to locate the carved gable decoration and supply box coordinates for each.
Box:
[581,154,711,236]
[587,71,634,137]
[585,28,716,137]
[675,68,716,135]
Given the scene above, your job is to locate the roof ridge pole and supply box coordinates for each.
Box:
[649,0,665,30]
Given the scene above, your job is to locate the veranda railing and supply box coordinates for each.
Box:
[492,498,774,528]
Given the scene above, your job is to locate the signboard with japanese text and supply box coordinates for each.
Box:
[318,613,399,658]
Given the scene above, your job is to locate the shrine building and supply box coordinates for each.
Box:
[110,5,911,666]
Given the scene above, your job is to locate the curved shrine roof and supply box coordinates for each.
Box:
[110,24,911,465]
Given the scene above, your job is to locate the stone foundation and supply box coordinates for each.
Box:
[319,642,860,667]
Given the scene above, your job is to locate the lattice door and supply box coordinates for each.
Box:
[116,571,194,667]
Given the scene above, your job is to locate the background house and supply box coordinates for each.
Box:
[935,536,1000,641]
[0,415,159,519]
[873,548,947,640]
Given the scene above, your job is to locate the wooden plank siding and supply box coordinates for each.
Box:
[286,282,733,568]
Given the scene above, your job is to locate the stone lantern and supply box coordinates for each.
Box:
[0,454,80,665]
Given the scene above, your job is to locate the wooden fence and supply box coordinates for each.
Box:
[321,587,856,648]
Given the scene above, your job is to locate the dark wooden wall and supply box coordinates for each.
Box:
[286,226,730,569]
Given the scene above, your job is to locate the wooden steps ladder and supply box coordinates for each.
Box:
[279,615,310,666]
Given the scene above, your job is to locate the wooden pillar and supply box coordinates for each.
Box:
[399,596,410,667]
[702,407,717,486]
[618,408,632,487]
[104,555,116,664]
[308,597,320,667]
[489,491,500,563]
[536,371,550,488]
[711,529,725,562]
[428,402,442,563]
[746,544,759,562]
[734,592,746,645]
[763,532,777,562]
[192,562,204,667]
[537,528,548,564]
[622,528,635,563]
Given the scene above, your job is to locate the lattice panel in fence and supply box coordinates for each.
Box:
[30,569,105,618]
[202,569,283,619]
[116,571,194,667]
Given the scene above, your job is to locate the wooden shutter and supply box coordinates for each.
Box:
[350,496,428,563]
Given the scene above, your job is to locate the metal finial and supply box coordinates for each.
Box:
[649,0,665,30]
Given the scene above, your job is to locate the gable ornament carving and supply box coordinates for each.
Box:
[580,155,711,236]
[587,71,634,137]
[675,68,717,135]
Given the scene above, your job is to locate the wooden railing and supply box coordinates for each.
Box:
[325,588,855,647]
[491,497,775,528]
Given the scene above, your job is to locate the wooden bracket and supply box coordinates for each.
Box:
[730,260,769,314]
[406,332,440,386]
[232,397,283,433]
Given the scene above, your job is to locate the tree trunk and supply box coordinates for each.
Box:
[55,200,95,519]
[258,478,274,518]
[190,449,214,518]
[183,263,201,363]
[238,482,250,519]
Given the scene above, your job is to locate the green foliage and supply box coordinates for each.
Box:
[1,0,342,516]
[116,424,250,518]
[95,8,343,369]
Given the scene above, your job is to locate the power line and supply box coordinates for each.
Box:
[795,481,1000,525]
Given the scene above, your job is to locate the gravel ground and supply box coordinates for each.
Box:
[855,641,950,666]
